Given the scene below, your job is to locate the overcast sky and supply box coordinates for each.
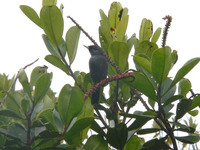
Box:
[1,0,200,94]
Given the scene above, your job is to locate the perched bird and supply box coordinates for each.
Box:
[84,45,108,105]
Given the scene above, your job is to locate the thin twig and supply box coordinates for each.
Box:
[94,106,109,129]
[57,47,85,92]
[1,58,39,104]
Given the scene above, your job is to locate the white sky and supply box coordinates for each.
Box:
[1,0,200,94]
[1,1,200,148]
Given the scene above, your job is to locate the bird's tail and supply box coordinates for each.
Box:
[91,88,100,105]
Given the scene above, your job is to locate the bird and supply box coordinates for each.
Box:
[84,45,108,105]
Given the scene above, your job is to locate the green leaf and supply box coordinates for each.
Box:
[139,18,153,42]
[134,41,158,59]
[151,27,161,43]
[175,135,200,144]
[100,20,112,44]
[107,123,128,149]
[190,95,200,111]
[108,41,129,71]
[178,78,191,98]
[0,109,23,119]
[42,34,67,58]
[108,2,122,28]
[137,128,160,135]
[124,72,157,100]
[34,73,52,103]
[134,55,151,73]
[124,135,144,150]
[176,99,192,120]
[65,117,93,140]
[0,134,6,147]
[21,99,30,114]
[163,95,183,106]
[151,47,171,84]
[188,109,199,116]
[57,84,84,126]
[169,57,200,89]
[45,55,69,75]
[84,135,108,150]
[127,34,136,52]
[116,15,129,41]
[40,5,63,47]
[18,68,32,99]
[7,123,27,143]
[20,5,42,28]
[5,93,23,117]
[141,138,171,149]
[65,26,81,65]
[42,0,57,6]
[90,120,106,137]
[30,66,48,88]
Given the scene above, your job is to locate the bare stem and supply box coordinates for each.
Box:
[57,47,85,92]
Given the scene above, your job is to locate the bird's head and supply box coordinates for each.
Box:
[84,45,104,56]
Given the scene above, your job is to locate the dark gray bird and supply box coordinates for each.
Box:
[85,45,108,105]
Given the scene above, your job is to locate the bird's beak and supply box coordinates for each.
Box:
[83,45,89,49]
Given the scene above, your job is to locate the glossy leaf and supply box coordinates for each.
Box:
[34,73,52,103]
[40,5,63,47]
[42,34,67,58]
[57,84,84,126]
[108,2,122,28]
[5,93,23,117]
[21,99,30,114]
[161,78,176,103]
[65,26,81,65]
[0,109,23,119]
[124,135,144,150]
[178,78,191,98]
[141,138,171,149]
[124,72,157,100]
[18,69,32,99]
[108,41,129,71]
[151,47,171,84]
[90,120,106,137]
[163,95,183,106]
[30,66,47,88]
[169,57,200,89]
[127,33,136,52]
[134,41,158,59]
[190,95,200,111]
[20,5,42,28]
[107,123,128,149]
[65,117,93,140]
[84,135,108,150]
[175,135,200,144]
[176,99,192,120]
[42,0,57,6]
[45,55,69,75]
[137,128,160,135]
[100,20,112,44]
[151,27,161,43]
[134,55,151,73]
[139,18,153,42]
[116,15,129,41]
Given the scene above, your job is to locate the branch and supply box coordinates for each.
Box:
[57,47,85,92]
[84,72,135,100]
[67,16,122,74]
[1,58,39,105]
[162,15,172,47]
